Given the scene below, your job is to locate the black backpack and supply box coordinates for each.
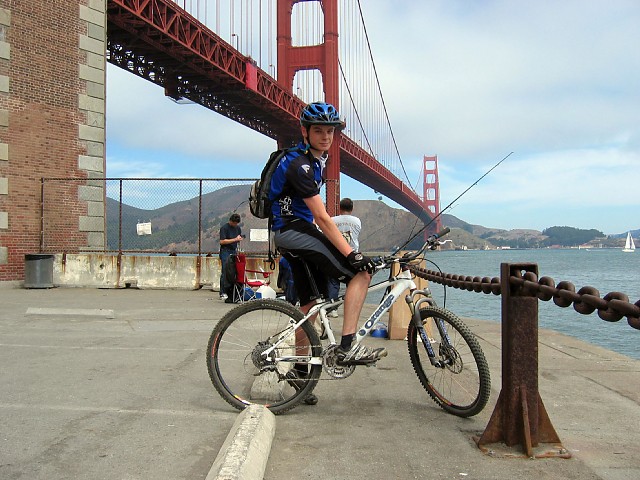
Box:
[249,148,289,219]
[248,146,313,268]
[248,147,296,269]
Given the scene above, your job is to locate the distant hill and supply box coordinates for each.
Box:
[105,185,635,252]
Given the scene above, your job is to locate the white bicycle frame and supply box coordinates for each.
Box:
[262,267,419,365]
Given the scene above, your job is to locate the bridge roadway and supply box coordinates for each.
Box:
[0,287,638,479]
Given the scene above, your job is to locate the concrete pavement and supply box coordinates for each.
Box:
[0,287,638,479]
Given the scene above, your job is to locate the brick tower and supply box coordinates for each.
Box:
[0,1,107,284]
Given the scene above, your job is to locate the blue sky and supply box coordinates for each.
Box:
[106,0,640,235]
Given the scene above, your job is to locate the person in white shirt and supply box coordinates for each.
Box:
[327,198,361,317]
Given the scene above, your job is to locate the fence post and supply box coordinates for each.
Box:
[476,262,568,458]
[118,180,123,254]
[196,180,203,287]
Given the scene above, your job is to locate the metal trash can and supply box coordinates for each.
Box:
[24,254,54,288]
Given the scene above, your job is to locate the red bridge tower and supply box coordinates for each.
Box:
[423,155,442,234]
[277,0,340,215]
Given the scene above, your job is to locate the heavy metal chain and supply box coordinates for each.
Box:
[409,266,640,330]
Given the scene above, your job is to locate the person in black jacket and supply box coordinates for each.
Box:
[219,213,242,299]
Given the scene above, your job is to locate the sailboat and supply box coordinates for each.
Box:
[622,231,636,253]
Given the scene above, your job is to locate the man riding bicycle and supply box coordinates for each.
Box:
[269,102,387,404]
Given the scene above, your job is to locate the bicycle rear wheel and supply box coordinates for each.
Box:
[407,306,491,417]
[207,299,322,414]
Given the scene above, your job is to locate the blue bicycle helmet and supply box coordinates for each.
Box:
[300,102,344,129]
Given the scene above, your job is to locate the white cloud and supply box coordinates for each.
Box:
[106,157,172,179]
[371,1,640,150]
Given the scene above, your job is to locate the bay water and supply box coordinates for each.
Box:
[366,248,640,360]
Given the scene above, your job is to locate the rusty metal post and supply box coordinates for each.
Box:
[476,263,567,458]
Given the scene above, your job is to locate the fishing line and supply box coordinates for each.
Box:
[391,151,514,254]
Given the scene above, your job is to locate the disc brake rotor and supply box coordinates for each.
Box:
[440,344,463,374]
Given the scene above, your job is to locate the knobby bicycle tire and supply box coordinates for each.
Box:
[407,306,491,417]
[206,299,322,414]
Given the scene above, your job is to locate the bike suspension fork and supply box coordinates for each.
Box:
[407,291,443,366]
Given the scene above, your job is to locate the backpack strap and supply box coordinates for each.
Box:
[267,215,276,270]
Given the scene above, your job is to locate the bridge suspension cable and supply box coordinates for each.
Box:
[347,0,414,193]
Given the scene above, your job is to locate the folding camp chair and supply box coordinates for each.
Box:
[233,253,273,303]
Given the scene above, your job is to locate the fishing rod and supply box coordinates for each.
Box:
[391,151,514,255]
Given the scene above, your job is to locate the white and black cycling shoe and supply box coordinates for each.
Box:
[336,344,387,365]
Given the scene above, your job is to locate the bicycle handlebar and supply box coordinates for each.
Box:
[372,226,451,270]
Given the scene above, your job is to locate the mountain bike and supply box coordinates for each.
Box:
[206,227,491,417]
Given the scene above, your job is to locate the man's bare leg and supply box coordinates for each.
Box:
[291,302,320,405]
[295,302,317,348]
[342,271,371,336]
[338,271,386,362]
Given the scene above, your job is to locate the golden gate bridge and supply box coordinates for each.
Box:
[106,0,441,229]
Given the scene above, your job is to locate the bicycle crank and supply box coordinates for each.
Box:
[322,345,356,379]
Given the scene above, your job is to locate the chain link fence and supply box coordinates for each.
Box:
[40,177,334,256]
[40,177,271,255]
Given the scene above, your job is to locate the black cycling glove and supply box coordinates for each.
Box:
[347,251,375,273]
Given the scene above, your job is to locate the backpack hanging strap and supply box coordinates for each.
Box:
[267,215,276,270]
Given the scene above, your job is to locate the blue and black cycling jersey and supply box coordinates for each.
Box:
[269,142,326,231]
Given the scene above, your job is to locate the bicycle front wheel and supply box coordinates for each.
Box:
[407,306,491,417]
[207,299,322,414]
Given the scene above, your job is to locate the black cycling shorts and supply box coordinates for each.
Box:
[274,220,357,305]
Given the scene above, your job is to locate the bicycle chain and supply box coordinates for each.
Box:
[272,342,359,381]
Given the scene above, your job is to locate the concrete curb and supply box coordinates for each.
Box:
[206,405,276,480]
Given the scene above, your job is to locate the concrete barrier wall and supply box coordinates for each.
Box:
[55,253,120,288]
[51,253,276,290]
[119,255,200,289]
